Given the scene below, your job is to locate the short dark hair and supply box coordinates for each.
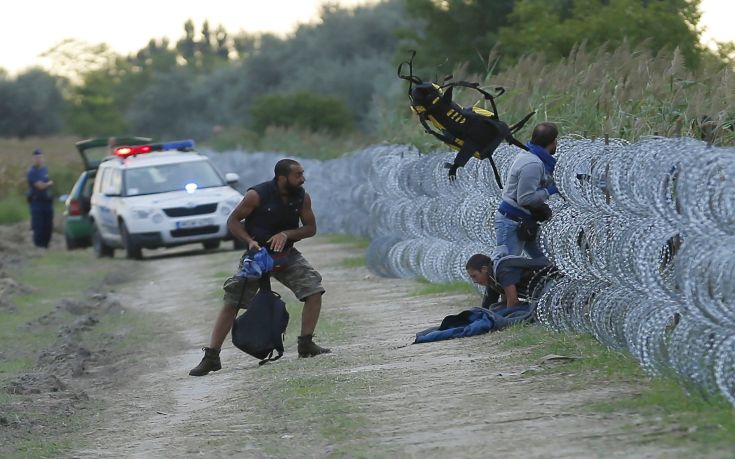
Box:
[531,122,559,148]
[466,253,491,271]
[274,159,300,178]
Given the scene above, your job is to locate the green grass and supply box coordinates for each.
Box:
[411,277,477,297]
[324,233,371,248]
[0,248,149,457]
[591,378,735,449]
[496,324,735,450]
[3,436,72,459]
[0,250,118,362]
[282,375,370,441]
[284,299,350,343]
[339,255,366,268]
[212,270,233,280]
[0,195,28,224]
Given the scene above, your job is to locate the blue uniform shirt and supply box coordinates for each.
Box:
[27,165,52,202]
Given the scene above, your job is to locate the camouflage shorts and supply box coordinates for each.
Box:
[222,248,325,309]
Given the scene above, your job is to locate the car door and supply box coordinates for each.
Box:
[94,168,122,241]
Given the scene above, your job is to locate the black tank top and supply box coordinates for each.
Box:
[244,179,305,249]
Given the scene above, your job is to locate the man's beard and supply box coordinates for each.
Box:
[286,182,303,195]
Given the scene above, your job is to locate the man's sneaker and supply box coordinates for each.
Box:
[189,347,222,376]
[297,335,331,358]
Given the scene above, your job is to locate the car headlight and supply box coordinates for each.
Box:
[152,213,164,224]
[220,199,241,216]
[131,208,153,219]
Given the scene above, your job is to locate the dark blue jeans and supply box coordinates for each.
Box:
[30,202,53,248]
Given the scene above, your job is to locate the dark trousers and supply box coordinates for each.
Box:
[30,203,53,248]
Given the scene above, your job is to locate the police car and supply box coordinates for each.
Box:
[89,140,244,259]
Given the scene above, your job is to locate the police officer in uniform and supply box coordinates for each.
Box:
[27,149,54,248]
[190,159,330,376]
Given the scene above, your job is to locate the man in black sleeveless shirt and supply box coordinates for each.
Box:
[190,159,330,376]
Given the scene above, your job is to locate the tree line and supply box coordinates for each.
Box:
[0,0,731,142]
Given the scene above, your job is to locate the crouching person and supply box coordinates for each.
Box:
[465,247,556,310]
[189,159,330,376]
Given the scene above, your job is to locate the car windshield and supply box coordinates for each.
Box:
[124,160,225,196]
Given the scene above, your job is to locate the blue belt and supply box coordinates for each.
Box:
[498,201,531,222]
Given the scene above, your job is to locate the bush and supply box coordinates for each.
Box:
[204,125,376,160]
[250,92,354,135]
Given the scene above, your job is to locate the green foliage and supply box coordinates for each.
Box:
[499,0,706,69]
[125,67,212,139]
[250,91,354,135]
[501,43,734,143]
[0,69,68,138]
[226,125,374,160]
[67,69,127,136]
[401,0,515,74]
[3,0,733,143]
[388,44,735,148]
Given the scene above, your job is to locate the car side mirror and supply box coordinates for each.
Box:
[58,194,69,203]
[225,172,240,185]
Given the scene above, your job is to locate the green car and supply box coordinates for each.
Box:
[63,137,152,250]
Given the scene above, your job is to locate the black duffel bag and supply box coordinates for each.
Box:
[231,274,289,365]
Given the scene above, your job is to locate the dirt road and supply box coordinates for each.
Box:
[70,238,694,458]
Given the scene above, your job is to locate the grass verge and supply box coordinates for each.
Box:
[411,277,477,297]
[0,249,156,458]
[323,233,371,249]
[498,324,735,451]
[339,255,366,268]
[0,195,27,225]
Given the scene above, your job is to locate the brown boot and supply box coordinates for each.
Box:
[189,347,222,376]
[297,335,331,358]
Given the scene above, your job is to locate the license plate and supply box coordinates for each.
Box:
[175,217,213,229]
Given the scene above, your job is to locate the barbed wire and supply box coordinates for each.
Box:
[206,136,735,405]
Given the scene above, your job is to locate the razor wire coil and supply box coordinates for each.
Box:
[207,136,735,406]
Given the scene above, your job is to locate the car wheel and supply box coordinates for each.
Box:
[92,223,114,258]
[65,233,77,251]
[203,240,221,250]
[120,221,143,260]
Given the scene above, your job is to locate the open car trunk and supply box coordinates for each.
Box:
[75,137,153,171]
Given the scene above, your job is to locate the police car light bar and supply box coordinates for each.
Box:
[113,139,195,158]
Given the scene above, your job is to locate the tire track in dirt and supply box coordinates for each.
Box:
[72,238,698,458]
